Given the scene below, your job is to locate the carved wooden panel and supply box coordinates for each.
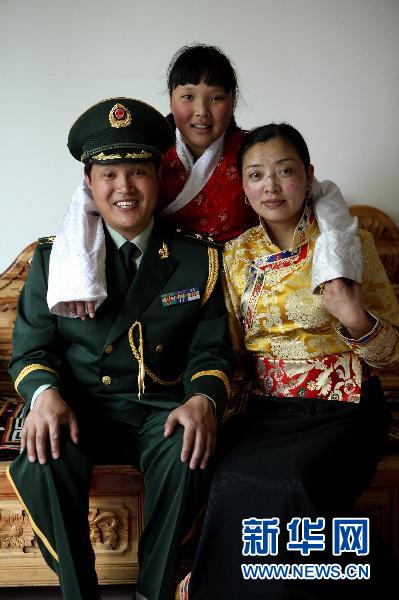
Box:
[0,462,145,586]
[0,505,38,554]
[89,505,126,553]
[89,496,143,583]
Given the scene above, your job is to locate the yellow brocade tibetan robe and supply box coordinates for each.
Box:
[223,204,399,403]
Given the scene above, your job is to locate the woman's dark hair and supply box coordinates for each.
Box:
[167,43,239,130]
[237,123,311,175]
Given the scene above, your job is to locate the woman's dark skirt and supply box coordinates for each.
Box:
[188,376,397,599]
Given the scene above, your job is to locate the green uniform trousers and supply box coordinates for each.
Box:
[7,408,211,600]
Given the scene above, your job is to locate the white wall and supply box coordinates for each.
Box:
[1,0,398,272]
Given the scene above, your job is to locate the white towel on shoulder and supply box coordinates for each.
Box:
[312,180,362,292]
[47,181,106,317]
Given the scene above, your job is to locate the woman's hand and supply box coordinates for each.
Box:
[65,301,96,320]
[322,279,374,339]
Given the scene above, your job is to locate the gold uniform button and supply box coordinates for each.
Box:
[104,345,113,354]
[155,344,164,353]
[102,375,112,385]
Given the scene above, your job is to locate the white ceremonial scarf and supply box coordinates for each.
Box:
[159,129,225,217]
[47,180,106,317]
[312,179,362,292]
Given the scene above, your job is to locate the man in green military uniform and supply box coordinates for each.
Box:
[7,98,234,600]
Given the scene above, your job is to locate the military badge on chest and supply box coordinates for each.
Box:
[161,288,201,307]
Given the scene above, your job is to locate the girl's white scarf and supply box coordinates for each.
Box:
[159,129,224,216]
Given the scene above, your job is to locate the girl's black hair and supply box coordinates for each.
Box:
[167,43,239,130]
[237,123,311,175]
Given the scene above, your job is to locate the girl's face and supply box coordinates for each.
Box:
[242,137,314,232]
[170,80,234,159]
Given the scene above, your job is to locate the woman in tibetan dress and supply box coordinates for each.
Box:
[178,123,399,600]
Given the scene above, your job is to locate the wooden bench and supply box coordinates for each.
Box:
[0,205,398,587]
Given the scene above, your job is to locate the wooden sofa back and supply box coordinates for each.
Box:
[349,205,399,393]
[0,243,37,398]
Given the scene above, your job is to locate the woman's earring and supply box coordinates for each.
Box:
[244,195,250,205]
[305,189,312,200]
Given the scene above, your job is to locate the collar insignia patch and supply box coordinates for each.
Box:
[159,242,169,259]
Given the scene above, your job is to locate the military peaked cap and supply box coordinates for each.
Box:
[68,97,174,163]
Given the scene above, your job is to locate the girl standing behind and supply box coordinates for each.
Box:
[158,44,257,240]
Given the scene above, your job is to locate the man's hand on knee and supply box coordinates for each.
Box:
[164,394,216,471]
[21,388,79,465]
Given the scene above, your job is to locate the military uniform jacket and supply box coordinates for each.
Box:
[9,220,234,423]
